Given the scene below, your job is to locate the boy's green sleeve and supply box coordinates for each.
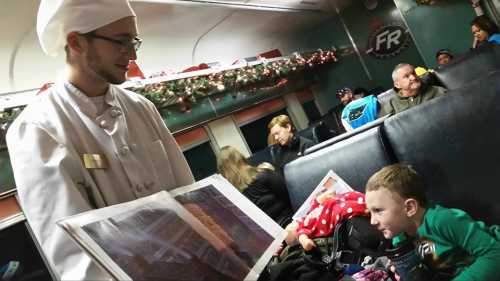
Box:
[432,210,500,281]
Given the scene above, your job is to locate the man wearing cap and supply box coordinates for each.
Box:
[6,0,194,280]
[436,49,454,67]
[327,87,354,134]
[378,63,447,117]
[336,87,354,107]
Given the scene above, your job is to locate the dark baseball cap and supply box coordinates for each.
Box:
[336,87,352,98]
[435,49,453,58]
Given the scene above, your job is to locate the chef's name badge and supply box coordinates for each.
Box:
[83,154,108,169]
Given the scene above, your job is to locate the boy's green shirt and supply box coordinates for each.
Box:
[393,205,500,281]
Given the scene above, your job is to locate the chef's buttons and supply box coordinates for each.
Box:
[119,145,130,156]
[110,107,122,118]
[99,119,108,128]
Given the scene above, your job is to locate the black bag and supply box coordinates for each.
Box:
[336,216,388,265]
[385,238,454,281]
[265,216,388,281]
[306,216,388,273]
[266,240,343,281]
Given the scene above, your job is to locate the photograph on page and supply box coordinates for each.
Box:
[292,170,354,220]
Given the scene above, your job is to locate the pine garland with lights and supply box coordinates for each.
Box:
[0,107,24,140]
[129,48,337,109]
[0,48,337,130]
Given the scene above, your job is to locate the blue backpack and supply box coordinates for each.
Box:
[341,95,378,130]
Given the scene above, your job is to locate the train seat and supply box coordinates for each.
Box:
[284,126,394,211]
[434,44,500,90]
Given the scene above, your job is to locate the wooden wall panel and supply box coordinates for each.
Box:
[0,195,21,221]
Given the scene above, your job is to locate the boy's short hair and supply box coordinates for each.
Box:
[268,114,294,131]
[366,164,428,207]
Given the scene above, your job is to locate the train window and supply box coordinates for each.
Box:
[295,89,321,124]
[302,99,322,124]
[239,108,288,153]
[183,141,217,181]
[0,150,15,194]
[0,221,53,281]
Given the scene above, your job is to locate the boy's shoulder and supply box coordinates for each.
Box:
[420,204,479,240]
[422,205,462,230]
[393,206,472,245]
[423,204,470,224]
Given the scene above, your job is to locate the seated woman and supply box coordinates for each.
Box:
[471,15,500,48]
[217,146,293,227]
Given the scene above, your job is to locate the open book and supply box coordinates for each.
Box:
[292,170,354,220]
[57,174,287,281]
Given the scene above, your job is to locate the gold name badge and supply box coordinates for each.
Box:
[83,154,108,169]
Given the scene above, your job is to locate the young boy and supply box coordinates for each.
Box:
[365,164,500,281]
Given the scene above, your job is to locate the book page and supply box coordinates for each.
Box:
[292,170,354,220]
[58,175,286,281]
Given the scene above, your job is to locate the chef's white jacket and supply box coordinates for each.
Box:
[6,82,194,280]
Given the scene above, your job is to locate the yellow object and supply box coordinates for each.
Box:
[415,66,428,77]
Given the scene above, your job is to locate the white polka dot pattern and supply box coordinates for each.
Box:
[296,191,368,243]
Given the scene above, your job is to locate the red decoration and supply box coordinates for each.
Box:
[259,49,282,59]
[37,82,54,95]
[127,61,145,79]
[182,63,210,73]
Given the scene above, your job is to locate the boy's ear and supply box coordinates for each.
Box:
[404,198,418,217]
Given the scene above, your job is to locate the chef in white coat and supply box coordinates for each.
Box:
[6,0,194,280]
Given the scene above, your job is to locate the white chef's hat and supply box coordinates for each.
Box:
[37,0,136,57]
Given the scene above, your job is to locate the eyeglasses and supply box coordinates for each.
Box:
[83,33,142,53]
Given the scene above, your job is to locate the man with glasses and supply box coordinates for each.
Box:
[6,0,194,280]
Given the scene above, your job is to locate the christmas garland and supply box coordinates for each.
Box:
[129,48,337,109]
[0,48,337,130]
[0,107,24,131]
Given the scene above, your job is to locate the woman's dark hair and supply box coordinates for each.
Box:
[471,16,499,36]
